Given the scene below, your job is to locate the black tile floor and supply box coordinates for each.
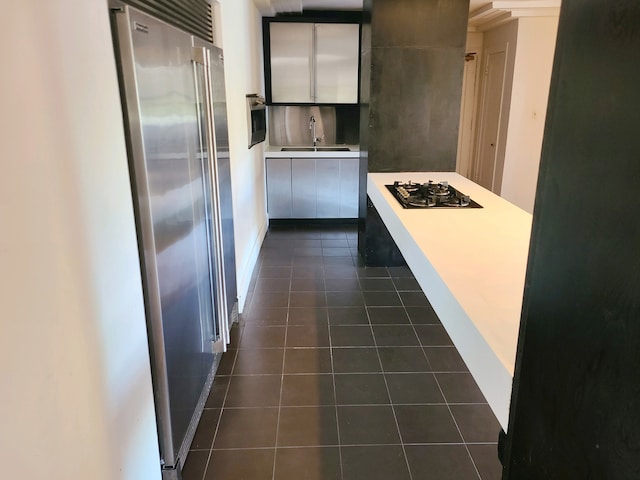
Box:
[182,224,503,480]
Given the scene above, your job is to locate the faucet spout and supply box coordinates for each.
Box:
[309,115,317,147]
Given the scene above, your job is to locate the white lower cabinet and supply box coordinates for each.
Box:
[316,159,341,218]
[266,157,360,219]
[265,157,292,218]
[292,158,316,218]
[338,158,359,218]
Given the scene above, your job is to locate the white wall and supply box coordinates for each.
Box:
[500,17,559,213]
[0,2,160,479]
[219,0,269,312]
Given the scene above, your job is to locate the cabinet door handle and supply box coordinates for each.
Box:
[309,23,318,102]
[311,24,317,102]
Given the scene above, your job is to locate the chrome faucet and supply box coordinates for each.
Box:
[309,115,323,147]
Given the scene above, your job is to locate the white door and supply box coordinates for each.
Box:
[456,52,480,178]
[474,47,508,192]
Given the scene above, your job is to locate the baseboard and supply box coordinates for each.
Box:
[269,218,358,227]
[236,218,268,314]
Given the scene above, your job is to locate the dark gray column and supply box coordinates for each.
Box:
[358,0,470,265]
[504,1,640,477]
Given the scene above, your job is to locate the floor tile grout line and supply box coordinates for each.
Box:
[325,265,346,480]
[431,372,484,480]
[270,266,292,480]
[396,286,443,378]
[398,277,479,477]
[217,400,489,409]
[364,305,416,480]
[394,265,485,479]
[197,424,216,479]
[219,375,493,392]
[204,439,498,450]
[221,366,471,375]
[198,348,237,480]
[207,440,490,452]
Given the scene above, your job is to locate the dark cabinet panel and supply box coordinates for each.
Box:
[504,1,640,478]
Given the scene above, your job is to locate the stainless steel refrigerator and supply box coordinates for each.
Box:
[110,5,237,479]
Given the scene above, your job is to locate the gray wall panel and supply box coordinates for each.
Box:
[505,1,640,477]
[359,0,469,264]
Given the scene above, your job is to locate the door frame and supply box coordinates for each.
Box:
[456,49,482,178]
[472,41,510,193]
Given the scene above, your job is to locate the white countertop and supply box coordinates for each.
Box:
[368,172,532,430]
[265,145,360,158]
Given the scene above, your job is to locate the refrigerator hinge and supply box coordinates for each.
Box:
[211,339,225,354]
[161,463,182,480]
[192,46,208,66]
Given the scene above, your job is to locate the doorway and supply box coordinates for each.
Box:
[456,51,481,179]
[473,44,509,193]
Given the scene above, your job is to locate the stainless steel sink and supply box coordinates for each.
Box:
[280,147,351,152]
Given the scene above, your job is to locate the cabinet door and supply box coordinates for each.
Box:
[315,23,360,104]
[270,23,314,103]
[266,158,292,218]
[316,159,341,218]
[292,158,316,218]
[339,158,360,218]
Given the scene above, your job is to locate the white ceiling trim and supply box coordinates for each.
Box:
[272,0,303,13]
[253,0,276,15]
[469,0,561,32]
[253,0,363,15]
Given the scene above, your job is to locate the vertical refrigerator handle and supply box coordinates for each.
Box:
[192,46,230,351]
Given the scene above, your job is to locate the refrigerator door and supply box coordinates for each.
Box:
[111,6,222,475]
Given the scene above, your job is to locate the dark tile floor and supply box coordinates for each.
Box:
[182,224,503,480]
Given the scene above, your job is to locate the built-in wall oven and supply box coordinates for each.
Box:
[247,94,266,148]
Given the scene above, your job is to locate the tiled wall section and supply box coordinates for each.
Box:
[360,0,469,173]
[358,0,470,265]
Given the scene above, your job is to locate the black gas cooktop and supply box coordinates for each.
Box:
[386,180,483,209]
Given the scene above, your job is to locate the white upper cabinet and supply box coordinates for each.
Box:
[315,23,360,104]
[267,21,360,104]
[269,23,314,103]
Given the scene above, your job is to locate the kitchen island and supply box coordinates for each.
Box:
[368,172,532,429]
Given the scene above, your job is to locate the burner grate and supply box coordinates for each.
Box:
[385,181,483,209]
